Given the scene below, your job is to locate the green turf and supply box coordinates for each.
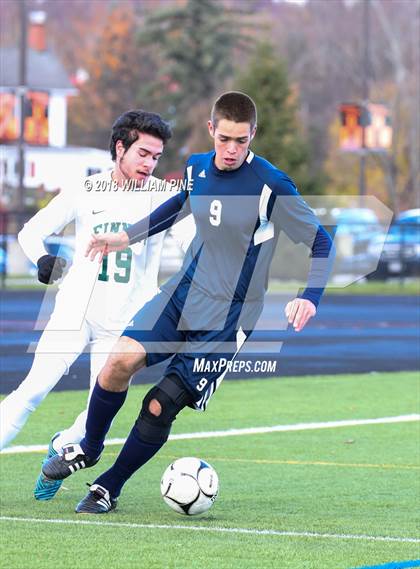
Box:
[1,372,419,569]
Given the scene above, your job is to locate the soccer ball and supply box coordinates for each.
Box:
[160,457,219,515]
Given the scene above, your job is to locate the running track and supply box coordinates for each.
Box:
[0,290,418,393]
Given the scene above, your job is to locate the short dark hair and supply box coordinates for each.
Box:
[211,91,257,130]
[109,110,172,161]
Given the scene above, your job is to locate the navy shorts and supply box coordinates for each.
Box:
[122,279,262,411]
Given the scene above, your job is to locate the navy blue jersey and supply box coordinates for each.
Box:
[127,150,333,307]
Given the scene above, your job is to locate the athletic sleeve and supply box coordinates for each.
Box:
[271,176,334,307]
[299,225,335,308]
[126,191,190,245]
[18,191,76,265]
[271,176,319,247]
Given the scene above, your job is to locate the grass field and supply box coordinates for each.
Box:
[1,371,419,569]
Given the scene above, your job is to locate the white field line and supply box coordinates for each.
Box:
[1,414,419,455]
[0,516,418,544]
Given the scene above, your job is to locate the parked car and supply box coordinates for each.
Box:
[315,207,381,255]
[367,209,420,278]
[334,207,381,253]
[397,208,420,224]
[314,207,383,276]
[0,246,6,274]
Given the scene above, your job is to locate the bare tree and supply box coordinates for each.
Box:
[371,0,419,210]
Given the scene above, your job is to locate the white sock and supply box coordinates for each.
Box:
[53,410,88,451]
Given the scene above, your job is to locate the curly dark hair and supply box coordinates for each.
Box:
[109,110,172,161]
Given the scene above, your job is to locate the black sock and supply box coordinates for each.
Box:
[80,381,127,459]
[94,425,164,497]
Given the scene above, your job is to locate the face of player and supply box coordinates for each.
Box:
[114,132,164,186]
[208,118,256,171]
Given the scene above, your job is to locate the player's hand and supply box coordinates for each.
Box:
[285,298,316,332]
[37,255,67,284]
[85,231,129,262]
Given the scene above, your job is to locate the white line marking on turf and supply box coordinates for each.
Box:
[0,516,418,544]
[1,414,419,455]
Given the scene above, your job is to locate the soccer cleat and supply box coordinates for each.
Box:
[34,433,63,501]
[41,443,100,481]
[75,483,117,514]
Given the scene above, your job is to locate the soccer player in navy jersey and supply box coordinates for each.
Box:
[43,92,334,514]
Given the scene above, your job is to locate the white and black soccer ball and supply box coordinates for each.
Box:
[160,457,219,515]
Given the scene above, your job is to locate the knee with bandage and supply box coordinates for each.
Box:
[136,375,192,444]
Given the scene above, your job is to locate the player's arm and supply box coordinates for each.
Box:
[284,226,333,331]
[272,177,335,331]
[86,191,190,261]
[18,191,75,284]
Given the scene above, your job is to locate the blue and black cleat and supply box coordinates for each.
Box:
[34,433,63,501]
